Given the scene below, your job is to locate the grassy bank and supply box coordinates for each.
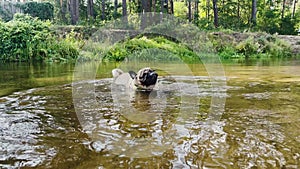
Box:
[80,32,295,63]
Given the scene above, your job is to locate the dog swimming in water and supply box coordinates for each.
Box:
[112,67,158,91]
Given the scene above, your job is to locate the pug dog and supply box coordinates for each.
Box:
[112,67,158,91]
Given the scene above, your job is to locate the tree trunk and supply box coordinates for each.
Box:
[87,0,94,20]
[101,0,105,20]
[141,0,146,12]
[251,0,257,25]
[292,0,297,18]
[165,0,168,13]
[141,0,146,29]
[152,0,156,12]
[188,0,192,22]
[160,0,164,21]
[60,0,67,23]
[170,0,174,14]
[122,0,127,24]
[237,0,240,20]
[206,0,210,20]
[147,0,151,12]
[122,0,127,16]
[194,0,199,21]
[212,0,218,28]
[114,0,118,18]
[281,0,286,19]
[160,0,164,13]
[70,0,79,25]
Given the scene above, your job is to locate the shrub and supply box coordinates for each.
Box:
[235,35,291,59]
[0,14,79,62]
[235,36,260,58]
[21,2,54,21]
[102,36,200,63]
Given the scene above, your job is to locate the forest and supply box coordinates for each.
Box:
[53,0,300,34]
[0,0,299,62]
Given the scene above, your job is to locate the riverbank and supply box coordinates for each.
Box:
[1,15,299,62]
[53,25,300,61]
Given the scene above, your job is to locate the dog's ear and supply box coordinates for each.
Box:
[128,71,137,79]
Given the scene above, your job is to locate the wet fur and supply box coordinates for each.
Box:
[112,67,158,91]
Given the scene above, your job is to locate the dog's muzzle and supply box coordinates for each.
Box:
[140,71,158,87]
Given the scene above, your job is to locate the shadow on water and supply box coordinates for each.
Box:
[0,62,75,97]
[0,61,300,168]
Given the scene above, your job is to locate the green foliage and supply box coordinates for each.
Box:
[279,14,298,35]
[102,36,200,63]
[213,33,292,60]
[81,30,294,63]
[0,5,13,22]
[21,2,54,20]
[174,2,187,20]
[235,36,261,57]
[218,46,241,59]
[257,9,281,34]
[0,14,79,62]
[195,18,215,30]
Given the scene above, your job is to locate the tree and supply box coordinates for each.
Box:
[59,0,68,23]
[161,0,164,13]
[122,0,127,23]
[101,0,105,20]
[70,0,79,24]
[194,0,199,21]
[237,0,240,20]
[122,0,127,16]
[188,0,192,22]
[170,0,174,14]
[21,2,54,20]
[165,0,169,13]
[281,0,286,19]
[87,0,94,20]
[292,0,297,18]
[212,0,218,28]
[145,0,151,12]
[206,0,210,20]
[114,0,118,18]
[251,0,257,25]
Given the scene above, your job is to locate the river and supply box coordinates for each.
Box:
[0,60,299,168]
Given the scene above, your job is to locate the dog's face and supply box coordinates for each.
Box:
[129,68,158,91]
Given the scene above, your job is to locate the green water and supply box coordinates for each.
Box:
[0,61,299,168]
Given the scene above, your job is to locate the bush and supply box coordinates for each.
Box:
[21,2,54,21]
[235,36,260,58]
[102,36,200,63]
[210,32,292,60]
[0,14,79,62]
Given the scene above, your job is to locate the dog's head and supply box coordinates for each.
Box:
[129,67,158,91]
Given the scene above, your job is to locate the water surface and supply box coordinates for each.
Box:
[0,61,299,168]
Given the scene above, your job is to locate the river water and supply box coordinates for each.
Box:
[0,61,299,168]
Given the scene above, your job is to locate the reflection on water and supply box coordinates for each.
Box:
[0,62,300,168]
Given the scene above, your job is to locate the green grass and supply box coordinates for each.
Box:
[85,35,202,63]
